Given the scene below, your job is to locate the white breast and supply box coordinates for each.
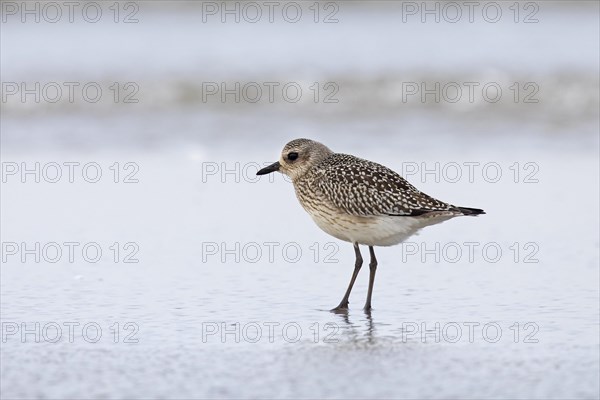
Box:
[306,206,452,247]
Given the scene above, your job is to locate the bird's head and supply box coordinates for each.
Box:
[256,138,333,181]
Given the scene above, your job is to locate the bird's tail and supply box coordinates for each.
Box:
[457,207,485,216]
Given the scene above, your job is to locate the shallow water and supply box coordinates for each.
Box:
[2,142,598,398]
[1,2,599,399]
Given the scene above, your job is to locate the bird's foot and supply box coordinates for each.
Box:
[330,302,349,314]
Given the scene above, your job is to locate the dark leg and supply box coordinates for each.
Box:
[331,243,363,312]
[364,246,377,311]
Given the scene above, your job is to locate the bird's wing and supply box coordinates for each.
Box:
[313,154,457,217]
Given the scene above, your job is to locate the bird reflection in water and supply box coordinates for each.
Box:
[329,308,377,344]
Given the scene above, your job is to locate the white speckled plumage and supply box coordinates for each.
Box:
[276,139,481,246]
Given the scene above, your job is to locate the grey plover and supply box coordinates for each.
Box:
[257,138,484,312]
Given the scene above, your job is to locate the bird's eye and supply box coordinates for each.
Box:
[287,152,299,161]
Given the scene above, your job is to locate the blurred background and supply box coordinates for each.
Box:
[1,1,599,399]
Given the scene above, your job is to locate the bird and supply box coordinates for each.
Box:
[256,138,485,312]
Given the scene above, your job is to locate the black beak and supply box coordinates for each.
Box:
[256,161,280,175]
